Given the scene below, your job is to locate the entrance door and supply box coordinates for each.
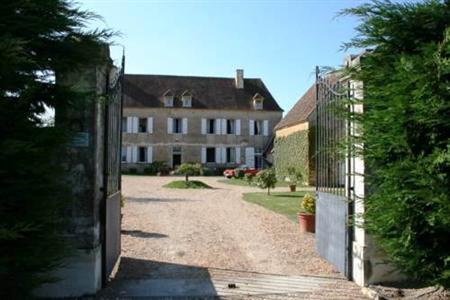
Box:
[173,154,181,168]
[172,146,182,169]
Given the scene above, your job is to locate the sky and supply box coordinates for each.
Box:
[79,0,366,113]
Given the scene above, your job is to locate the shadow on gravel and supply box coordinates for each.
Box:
[98,257,217,298]
[121,230,168,239]
[126,197,194,203]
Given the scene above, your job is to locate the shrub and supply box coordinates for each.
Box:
[300,193,315,214]
[287,167,303,186]
[143,161,170,175]
[177,163,203,182]
[342,0,450,287]
[234,168,245,179]
[244,173,255,185]
[255,168,277,195]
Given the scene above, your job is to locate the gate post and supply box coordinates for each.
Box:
[34,47,119,298]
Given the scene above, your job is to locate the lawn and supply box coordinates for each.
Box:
[218,178,292,187]
[242,191,307,222]
[163,180,212,189]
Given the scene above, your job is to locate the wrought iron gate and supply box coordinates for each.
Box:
[102,57,124,285]
[314,67,353,278]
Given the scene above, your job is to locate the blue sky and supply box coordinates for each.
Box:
[79,0,365,113]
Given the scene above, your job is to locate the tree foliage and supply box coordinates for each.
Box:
[342,0,450,287]
[255,168,277,195]
[0,1,112,297]
[177,163,203,182]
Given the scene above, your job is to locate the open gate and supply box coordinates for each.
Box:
[314,67,353,278]
[102,57,124,285]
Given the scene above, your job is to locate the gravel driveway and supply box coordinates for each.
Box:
[99,176,366,298]
[121,175,337,277]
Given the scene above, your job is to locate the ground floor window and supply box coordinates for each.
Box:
[206,147,215,163]
[138,146,147,163]
[226,147,235,163]
[121,147,127,162]
[255,148,263,169]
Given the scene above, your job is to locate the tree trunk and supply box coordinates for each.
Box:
[185,174,188,182]
[267,187,270,195]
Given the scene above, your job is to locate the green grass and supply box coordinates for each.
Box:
[163,180,212,189]
[218,178,293,187]
[242,191,307,222]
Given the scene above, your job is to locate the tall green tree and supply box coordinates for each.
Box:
[342,0,450,287]
[0,1,113,297]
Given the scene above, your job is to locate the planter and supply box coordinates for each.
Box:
[289,184,297,192]
[298,213,315,233]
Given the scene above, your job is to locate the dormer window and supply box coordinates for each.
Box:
[253,93,264,110]
[163,90,174,107]
[181,90,192,108]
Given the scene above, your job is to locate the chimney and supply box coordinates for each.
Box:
[235,69,244,89]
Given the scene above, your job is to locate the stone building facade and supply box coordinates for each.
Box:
[122,70,283,172]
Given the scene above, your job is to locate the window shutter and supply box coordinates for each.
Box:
[215,118,222,135]
[147,117,153,134]
[201,147,206,163]
[132,145,138,163]
[263,120,269,136]
[221,147,227,163]
[215,147,221,163]
[133,117,139,133]
[201,118,207,135]
[182,118,188,134]
[221,119,227,135]
[167,118,173,134]
[126,146,132,163]
[249,120,255,136]
[235,147,241,163]
[147,146,153,163]
[245,147,255,168]
[235,119,241,135]
[126,117,133,133]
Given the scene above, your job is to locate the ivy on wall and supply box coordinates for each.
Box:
[273,129,310,182]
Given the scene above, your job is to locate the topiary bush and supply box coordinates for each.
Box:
[342,0,450,287]
[255,168,277,195]
[177,163,203,182]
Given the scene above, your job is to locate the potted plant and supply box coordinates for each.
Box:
[299,193,315,233]
[287,167,303,192]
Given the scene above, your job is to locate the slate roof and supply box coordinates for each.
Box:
[123,74,283,111]
[274,83,316,131]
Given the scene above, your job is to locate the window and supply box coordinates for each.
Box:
[138,118,147,133]
[138,146,147,163]
[206,147,215,163]
[226,119,235,134]
[163,90,174,107]
[181,91,192,107]
[121,147,127,162]
[226,147,236,163]
[253,93,264,110]
[173,118,182,133]
[254,99,263,110]
[254,120,262,135]
[122,117,127,133]
[207,119,215,134]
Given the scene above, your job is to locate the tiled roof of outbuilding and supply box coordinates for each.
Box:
[274,83,316,131]
[123,74,283,111]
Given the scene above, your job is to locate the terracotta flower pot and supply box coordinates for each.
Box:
[298,213,315,233]
[289,184,297,192]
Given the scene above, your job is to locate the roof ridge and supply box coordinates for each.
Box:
[125,73,261,81]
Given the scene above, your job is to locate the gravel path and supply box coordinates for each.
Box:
[119,176,340,278]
